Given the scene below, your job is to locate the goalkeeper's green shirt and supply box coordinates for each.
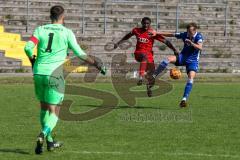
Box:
[24,24,87,76]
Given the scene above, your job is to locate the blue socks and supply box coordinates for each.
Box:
[153,59,169,77]
[182,79,193,101]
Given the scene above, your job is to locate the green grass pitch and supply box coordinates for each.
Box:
[0,79,240,160]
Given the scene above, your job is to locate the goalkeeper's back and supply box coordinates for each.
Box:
[24,6,86,76]
[33,24,72,65]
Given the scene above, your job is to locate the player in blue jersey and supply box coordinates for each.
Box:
[148,22,203,107]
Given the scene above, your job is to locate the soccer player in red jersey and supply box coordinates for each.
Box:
[114,17,178,97]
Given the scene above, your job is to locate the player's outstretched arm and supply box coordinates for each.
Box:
[164,39,179,55]
[82,56,107,75]
[68,30,106,75]
[71,47,106,75]
[114,32,133,49]
[156,32,175,37]
[155,35,179,55]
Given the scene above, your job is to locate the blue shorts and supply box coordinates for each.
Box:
[175,54,199,73]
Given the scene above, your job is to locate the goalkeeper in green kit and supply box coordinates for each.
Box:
[24,5,106,154]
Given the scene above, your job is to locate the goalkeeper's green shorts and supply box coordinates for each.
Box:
[34,74,65,105]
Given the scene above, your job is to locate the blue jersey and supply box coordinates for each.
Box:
[175,32,203,63]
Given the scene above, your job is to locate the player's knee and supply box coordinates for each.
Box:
[48,105,58,114]
[187,78,194,84]
[188,71,196,79]
[140,54,146,61]
[166,57,171,62]
[167,56,175,63]
[55,107,60,116]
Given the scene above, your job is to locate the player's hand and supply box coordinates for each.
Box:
[29,55,36,69]
[185,39,193,46]
[93,59,107,75]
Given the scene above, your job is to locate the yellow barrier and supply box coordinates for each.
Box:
[0,26,4,33]
[0,43,26,49]
[0,25,34,66]
[64,65,88,73]
[0,33,21,41]
[64,59,88,73]
[4,49,31,66]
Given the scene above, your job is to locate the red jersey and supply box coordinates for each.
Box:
[131,27,165,54]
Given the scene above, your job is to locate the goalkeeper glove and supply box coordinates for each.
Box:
[93,60,107,75]
[29,55,36,69]
[100,66,107,75]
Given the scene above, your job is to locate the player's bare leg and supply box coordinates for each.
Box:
[145,62,155,97]
[145,61,155,86]
[180,71,196,108]
[137,59,147,86]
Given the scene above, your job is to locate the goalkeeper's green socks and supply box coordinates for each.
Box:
[40,109,56,142]
[42,112,58,138]
[46,134,54,142]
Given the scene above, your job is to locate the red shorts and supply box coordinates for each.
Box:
[134,51,155,77]
[134,51,154,63]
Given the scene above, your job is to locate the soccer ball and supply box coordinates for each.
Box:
[170,68,181,79]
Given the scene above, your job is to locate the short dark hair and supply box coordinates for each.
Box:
[141,17,151,23]
[50,5,64,22]
[187,22,198,30]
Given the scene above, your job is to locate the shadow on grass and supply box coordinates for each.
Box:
[199,95,240,100]
[73,104,180,110]
[116,105,180,110]
[0,148,30,155]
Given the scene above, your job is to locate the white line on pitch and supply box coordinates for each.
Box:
[63,150,240,159]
